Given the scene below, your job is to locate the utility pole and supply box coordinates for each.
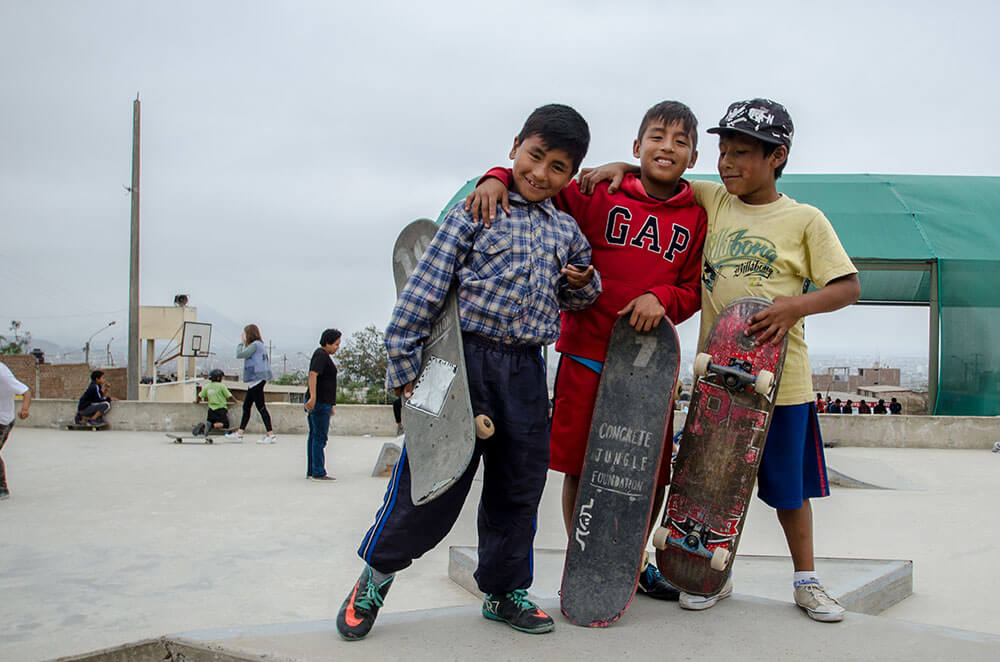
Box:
[127,94,141,400]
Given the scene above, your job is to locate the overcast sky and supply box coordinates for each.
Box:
[2,0,996,363]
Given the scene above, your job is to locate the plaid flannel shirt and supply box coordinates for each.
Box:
[385,193,601,389]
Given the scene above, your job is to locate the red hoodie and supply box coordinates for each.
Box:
[484,168,706,362]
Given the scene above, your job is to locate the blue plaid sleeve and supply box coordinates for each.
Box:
[384,210,473,389]
[558,221,602,310]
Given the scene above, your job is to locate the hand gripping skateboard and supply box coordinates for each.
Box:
[653,296,788,596]
[560,316,680,626]
[392,219,493,506]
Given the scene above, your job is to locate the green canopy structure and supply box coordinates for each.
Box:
[438,174,1000,415]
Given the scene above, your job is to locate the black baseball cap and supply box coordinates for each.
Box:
[707,98,794,148]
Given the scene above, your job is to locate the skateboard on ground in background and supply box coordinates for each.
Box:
[561,316,680,627]
[166,425,235,444]
[392,219,493,506]
[653,296,788,596]
[67,421,109,431]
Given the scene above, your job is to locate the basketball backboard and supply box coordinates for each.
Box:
[180,321,212,357]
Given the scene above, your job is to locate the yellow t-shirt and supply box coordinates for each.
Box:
[692,180,857,405]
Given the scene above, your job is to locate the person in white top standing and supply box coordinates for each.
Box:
[0,361,32,500]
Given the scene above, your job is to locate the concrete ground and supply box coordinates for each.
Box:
[1,428,999,661]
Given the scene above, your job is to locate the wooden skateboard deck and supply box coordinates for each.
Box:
[654,296,788,596]
[561,316,680,627]
[166,429,235,444]
[392,219,488,505]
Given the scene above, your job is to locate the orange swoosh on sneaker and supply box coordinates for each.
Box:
[532,608,548,618]
[344,583,364,627]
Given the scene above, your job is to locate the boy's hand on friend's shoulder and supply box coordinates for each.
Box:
[562,264,595,289]
[747,296,803,345]
[617,293,666,332]
[464,178,509,228]
[577,162,633,195]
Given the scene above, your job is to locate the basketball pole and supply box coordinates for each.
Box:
[127,94,141,401]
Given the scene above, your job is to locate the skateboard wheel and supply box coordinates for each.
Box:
[754,370,775,395]
[651,526,670,550]
[710,547,730,571]
[694,353,712,378]
[474,414,494,439]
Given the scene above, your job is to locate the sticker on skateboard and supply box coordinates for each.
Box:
[653,296,788,596]
[561,316,680,627]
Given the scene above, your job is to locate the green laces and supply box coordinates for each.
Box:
[506,589,534,611]
[357,577,388,611]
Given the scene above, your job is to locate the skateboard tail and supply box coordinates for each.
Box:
[657,296,789,595]
[413,476,459,506]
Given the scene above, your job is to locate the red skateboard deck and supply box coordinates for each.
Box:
[653,296,788,596]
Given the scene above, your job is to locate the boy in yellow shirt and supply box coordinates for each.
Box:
[581,98,860,622]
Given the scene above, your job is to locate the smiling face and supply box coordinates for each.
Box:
[508,134,576,203]
[716,131,787,205]
[633,119,697,199]
[323,337,341,355]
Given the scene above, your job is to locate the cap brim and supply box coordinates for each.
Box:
[706,125,786,146]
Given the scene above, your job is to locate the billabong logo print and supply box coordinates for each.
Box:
[704,228,780,285]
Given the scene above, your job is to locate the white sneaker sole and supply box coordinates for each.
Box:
[680,584,733,610]
[799,605,845,622]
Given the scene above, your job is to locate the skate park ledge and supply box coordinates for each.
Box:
[16,399,400,437]
[19,399,1000,448]
[449,546,913,616]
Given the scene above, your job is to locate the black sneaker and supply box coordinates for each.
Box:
[482,589,554,634]
[336,566,394,641]
[638,562,680,601]
[0,488,9,501]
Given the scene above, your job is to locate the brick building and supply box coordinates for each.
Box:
[0,355,127,400]
[812,365,901,393]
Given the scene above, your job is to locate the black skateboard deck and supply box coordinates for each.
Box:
[67,422,109,431]
[392,219,491,505]
[561,316,681,627]
[653,297,788,596]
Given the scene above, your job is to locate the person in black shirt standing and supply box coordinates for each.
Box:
[306,329,341,481]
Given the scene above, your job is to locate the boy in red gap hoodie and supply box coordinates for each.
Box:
[466,100,706,600]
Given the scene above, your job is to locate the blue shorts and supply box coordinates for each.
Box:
[757,403,830,510]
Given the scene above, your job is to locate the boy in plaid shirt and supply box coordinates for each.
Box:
[338,104,601,640]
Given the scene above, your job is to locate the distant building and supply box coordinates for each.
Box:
[812,364,901,393]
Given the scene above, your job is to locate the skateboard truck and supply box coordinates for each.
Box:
[694,352,774,396]
[652,519,731,571]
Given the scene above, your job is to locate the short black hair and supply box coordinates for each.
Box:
[761,141,789,179]
[516,104,590,172]
[637,101,699,150]
[90,370,104,381]
[320,328,342,346]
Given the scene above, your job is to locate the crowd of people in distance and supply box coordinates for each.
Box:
[814,393,903,414]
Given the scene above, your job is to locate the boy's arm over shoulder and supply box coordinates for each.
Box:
[468,168,589,228]
[689,179,726,213]
[645,204,707,324]
[556,214,602,311]
[384,207,476,389]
